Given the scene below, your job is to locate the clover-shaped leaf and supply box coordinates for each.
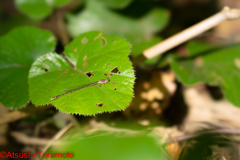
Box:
[29,31,135,115]
[0,26,56,109]
[171,44,240,107]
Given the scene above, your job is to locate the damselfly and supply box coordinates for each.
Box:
[51,78,110,100]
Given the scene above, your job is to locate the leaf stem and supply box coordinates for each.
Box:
[143,6,240,59]
[61,52,76,69]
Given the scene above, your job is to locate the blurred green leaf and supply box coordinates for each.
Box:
[14,0,72,20]
[95,0,133,9]
[29,31,135,115]
[66,0,169,44]
[0,26,56,109]
[157,53,179,68]
[157,41,220,68]
[131,37,162,66]
[186,40,219,56]
[45,131,167,160]
[47,0,72,7]
[0,14,32,36]
[131,37,162,57]
[171,44,240,107]
[15,0,52,20]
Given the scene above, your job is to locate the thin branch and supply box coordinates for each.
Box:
[61,52,76,69]
[0,104,52,126]
[168,128,240,144]
[41,123,73,155]
[143,6,240,59]
[11,132,50,146]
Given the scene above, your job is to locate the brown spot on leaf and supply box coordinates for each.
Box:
[65,69,69,72]
[234,58,240,69]
[109,73,113,77]
[114,88,117,90]
[108,63,111,67]
[104,73,108,76]
[74,48,77,52]
[194,57,203,67]
[83,67,86,71]
[111,82,116,85]
[64,107,67,109]
[71,74,74,76]
[99,84,102,87]
[62,72,67,75]
[81,37,88,44]
[113,41,117,44]
[96,102,104,107]
[83,62,87,66]
[58,69,62,72]
[100,37,107,47]
[84,56,87,61]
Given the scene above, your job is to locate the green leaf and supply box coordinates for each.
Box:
[95,0,133,9]
[14,0,72,19]
[66,0,169,44]
[15,0,52,20]
[46,0,72,7]
[44,131,167,160]
[0,26,56,109]
[29,31,135,115]
[157,53,179,68]
[186,40,220,56]
[171,44,240,107]
[131,37,162,66]
[131,37,162,57]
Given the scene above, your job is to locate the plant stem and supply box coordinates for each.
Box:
[143,6,240,59]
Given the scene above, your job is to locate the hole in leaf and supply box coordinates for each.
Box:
[41,66,49,72]
[101,37,107,47]
[111,82,116,85]
[111,67,121,74]
[114,88,117,90]
[86,71,93,77]
[81,37,89,44]
[84,56,87,61]
[96,103,105,107]
[108,63,111,67]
